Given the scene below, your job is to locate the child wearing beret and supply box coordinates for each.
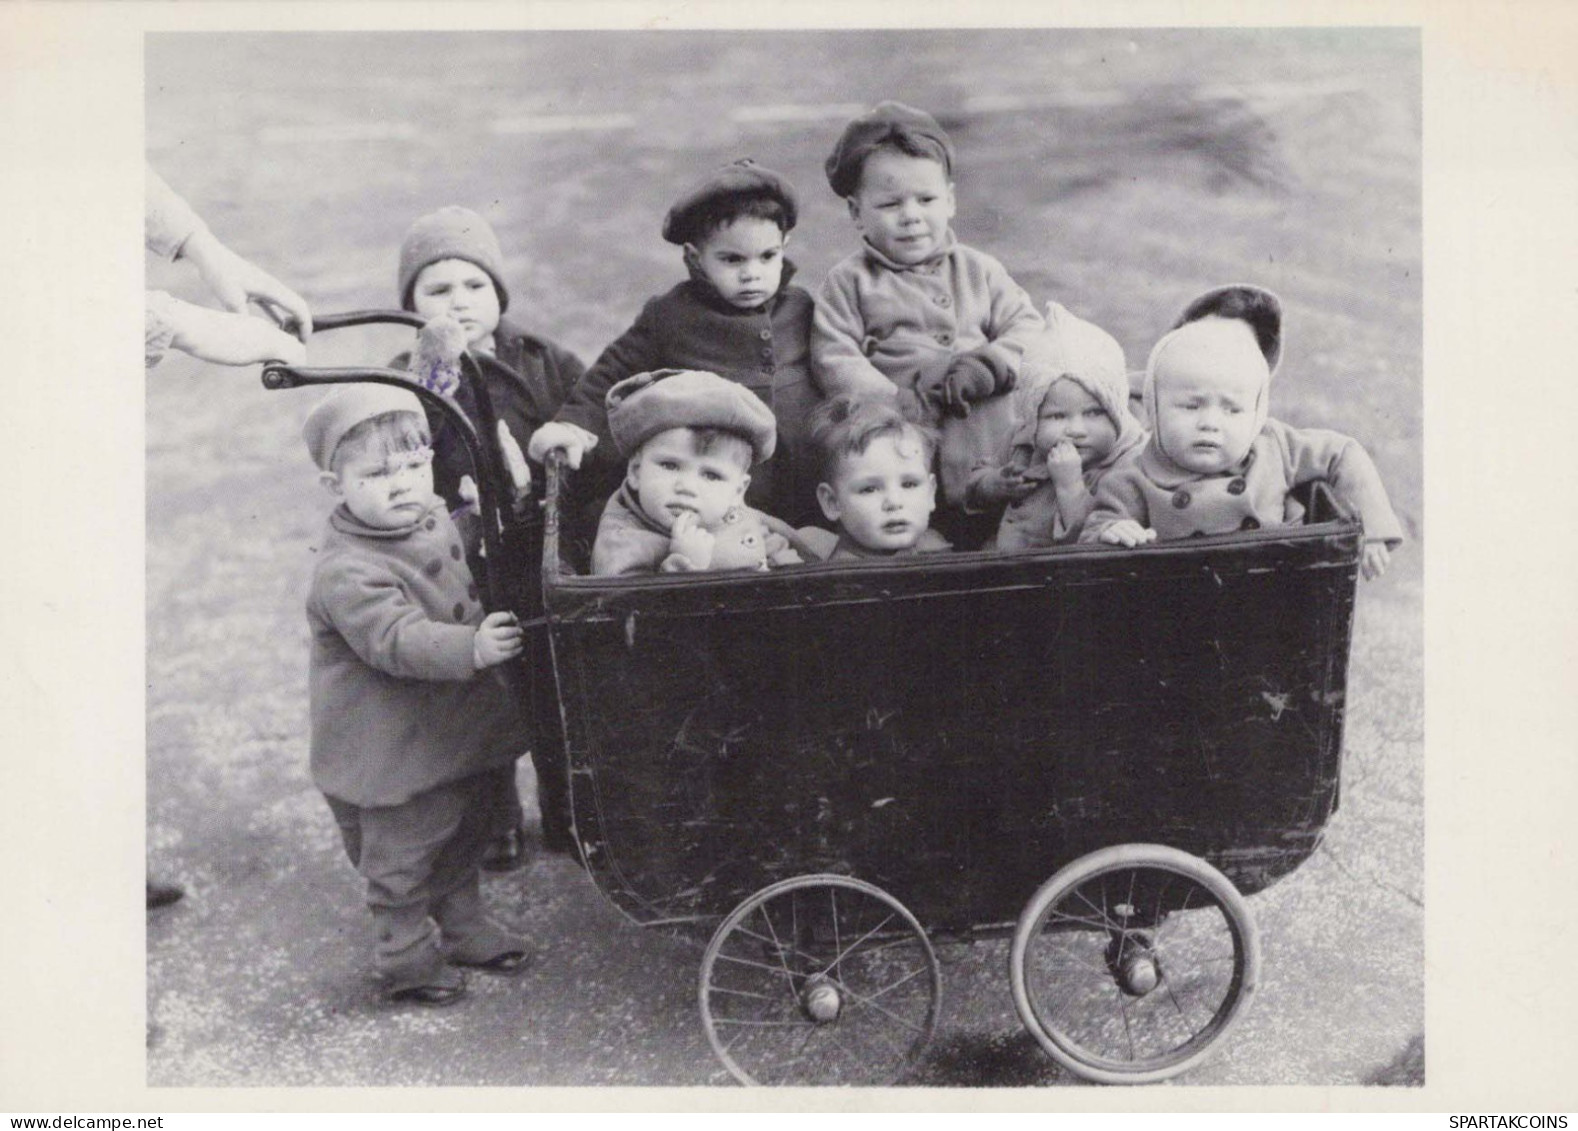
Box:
[591,369,812,575]
[1081,285,1403,580]
[811,101,1046,543]
[390,205,587,866]
[985,303,1148,550]
[529,160,819,526]
[302,385,534,1007]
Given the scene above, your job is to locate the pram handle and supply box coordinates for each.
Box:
[260,360,516,617]
[310,309,426,332]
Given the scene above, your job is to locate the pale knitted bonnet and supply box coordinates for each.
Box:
[1012,302,1144,466]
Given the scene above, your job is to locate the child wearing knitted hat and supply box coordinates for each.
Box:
[591,369,813,575]
[812,101,1046,535]
[394,205,586,866]
[1081,285,1403,579]
[985,303,1147,550]
[301,385,534,1007]
[796,395,952,562]
[393,205,586,522]
[530,160,819,525]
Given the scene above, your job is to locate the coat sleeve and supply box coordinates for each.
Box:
[145,166,208,260]
[312,560,479,681]
[555,299,664,438]
[538,340,588,420]
[1267,420,1405,546]
[1080,465,1151,543]
[811,267,902,400]
[590,502,672,575]
[975,254,1046,381]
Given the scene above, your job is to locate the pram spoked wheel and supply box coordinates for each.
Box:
[699,874,942,1086]
[1010,844,1260,1084]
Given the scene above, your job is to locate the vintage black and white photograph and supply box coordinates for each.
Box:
[140,24,1426,1090]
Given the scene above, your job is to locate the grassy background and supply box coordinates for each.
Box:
[146,28,1421,1086]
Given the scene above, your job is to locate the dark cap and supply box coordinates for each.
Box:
[824,101,956,198]
[661,159,799,245]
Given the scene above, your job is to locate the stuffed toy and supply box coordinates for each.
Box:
[408,314,468,398]
[708,506,816,571]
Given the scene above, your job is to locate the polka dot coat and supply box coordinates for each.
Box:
[307,501,523,807]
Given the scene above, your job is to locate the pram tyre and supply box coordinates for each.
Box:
[1010,843,1259,1084]
[699,873,942,1086]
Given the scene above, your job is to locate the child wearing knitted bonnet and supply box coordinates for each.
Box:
[1081,285,1403,580]
[983,303,1147,550]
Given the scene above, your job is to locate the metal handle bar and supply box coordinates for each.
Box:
[311,309,426,333]
[259,360,513,610]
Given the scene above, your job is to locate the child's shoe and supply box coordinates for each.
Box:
[481,826,527,873]
[384,964,468,1007]
[446,922,535,976]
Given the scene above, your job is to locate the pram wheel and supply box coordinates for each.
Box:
[1009,844,1259,1084]
[699,873,941,1086]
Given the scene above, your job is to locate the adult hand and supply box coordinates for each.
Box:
[181,227,313,341]
[1098,520,1157,548]
[668,511,715,570]
[472,611,524,669]
[167,300,307,366]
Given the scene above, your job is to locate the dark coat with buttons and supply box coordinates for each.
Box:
[391,315,585,510]
[307,500,524,808]
[553,264,818,523]
[1080,419,1406,546]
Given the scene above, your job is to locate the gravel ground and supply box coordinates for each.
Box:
[145,28,1421,1090]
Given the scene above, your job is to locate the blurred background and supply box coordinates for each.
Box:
[146,28,1421,1087]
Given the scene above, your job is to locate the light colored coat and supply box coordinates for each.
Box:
[1080,418,1405,546]
[592,483,805,576]
[307,501,522,808]
[811,233,1045,402]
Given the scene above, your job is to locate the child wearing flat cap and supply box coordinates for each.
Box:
[301,385,534,1007]
[531,160,819,526]
[812,101,1046,542]
[1081,285,1403,580]
[591,369,812,575]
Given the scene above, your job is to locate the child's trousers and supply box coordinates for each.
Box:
[325,765,519,992]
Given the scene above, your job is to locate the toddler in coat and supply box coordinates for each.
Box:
[798,395,951,562]
[1081,286,1403,579]
[303,385,533,1006]
[810,101,1046,536]
[591,368,811,575]
[986,303,1147,549]
[530,160,818,525]
[391,205,586,864]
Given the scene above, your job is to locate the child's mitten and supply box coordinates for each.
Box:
[937,351,1013,417]
[409,314,467,397]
